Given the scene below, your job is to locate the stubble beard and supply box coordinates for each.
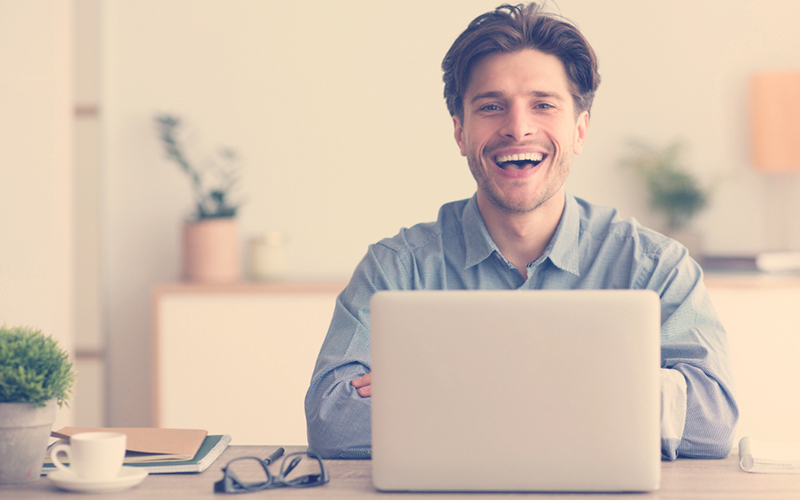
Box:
[466,148,572,215]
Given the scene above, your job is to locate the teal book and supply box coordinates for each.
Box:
[44,434,232,475]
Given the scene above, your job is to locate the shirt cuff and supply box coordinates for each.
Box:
[661,368,688,441]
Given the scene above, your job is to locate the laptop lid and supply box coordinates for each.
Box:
[370,290,661,492]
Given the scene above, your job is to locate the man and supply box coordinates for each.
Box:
[305,3,738,460]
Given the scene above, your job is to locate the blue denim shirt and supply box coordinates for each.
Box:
[305,193,738,460]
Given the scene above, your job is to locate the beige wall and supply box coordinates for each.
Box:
[0,0,75,428]
[101,0,800,427]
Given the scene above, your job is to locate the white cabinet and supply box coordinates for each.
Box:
[154,276,800,447]
[706,274,800,443]
[154,283,344,445]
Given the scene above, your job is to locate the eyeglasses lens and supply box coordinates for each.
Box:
[226,458,270,489]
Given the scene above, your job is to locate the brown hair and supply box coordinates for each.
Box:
[442,3,600,119]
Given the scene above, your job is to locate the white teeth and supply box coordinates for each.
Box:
[495,152,544,164]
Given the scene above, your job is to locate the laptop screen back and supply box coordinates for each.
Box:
[370,289,661,492]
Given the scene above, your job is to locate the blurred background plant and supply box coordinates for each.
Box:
[155,114,242,219]
[620,139,710,231]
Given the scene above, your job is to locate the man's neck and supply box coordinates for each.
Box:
[476,190,566,280]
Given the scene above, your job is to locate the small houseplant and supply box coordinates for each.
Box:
[0,325,76,484]
[621,139,709,231]
[155,114,241,220]
[155,114,243,283]
[621,140,710,259]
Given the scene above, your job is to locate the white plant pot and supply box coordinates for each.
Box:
[182,217,241,283]
[0,400,57,484]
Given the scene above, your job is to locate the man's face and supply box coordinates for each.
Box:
[453,49,589,215]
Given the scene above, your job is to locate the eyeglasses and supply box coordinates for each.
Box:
[214,450,329,494]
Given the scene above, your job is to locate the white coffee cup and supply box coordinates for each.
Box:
[50,432,127,480]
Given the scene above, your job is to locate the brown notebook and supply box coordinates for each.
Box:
[51,427,208,463]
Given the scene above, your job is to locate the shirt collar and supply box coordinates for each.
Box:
[463,194,499,269]
[545,193,581,276]
[461,192,582,276]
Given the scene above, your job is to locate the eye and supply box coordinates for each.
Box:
[479,103,502,112]
[534,102,555,110]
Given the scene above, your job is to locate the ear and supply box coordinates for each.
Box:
[453,115,467,157]
[572,110,589,155]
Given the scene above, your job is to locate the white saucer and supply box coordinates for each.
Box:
[48,466,148,493]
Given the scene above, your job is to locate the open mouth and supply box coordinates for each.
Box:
[494,152,546,170]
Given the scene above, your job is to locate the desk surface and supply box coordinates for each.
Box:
[3,446,800,499]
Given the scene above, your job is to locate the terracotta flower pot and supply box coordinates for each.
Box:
[182,218,241,283]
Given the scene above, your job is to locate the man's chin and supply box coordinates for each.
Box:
[480,183,564,215]
[483,191,541,214]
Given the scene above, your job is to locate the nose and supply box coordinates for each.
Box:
[500,103,536,141]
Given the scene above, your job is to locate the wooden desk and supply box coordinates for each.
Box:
[3,446,800,499]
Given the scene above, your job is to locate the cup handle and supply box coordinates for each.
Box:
[50,444,72,473]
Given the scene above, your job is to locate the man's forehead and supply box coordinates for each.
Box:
[464,49,572,99]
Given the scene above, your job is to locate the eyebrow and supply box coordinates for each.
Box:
[470,90,567,104]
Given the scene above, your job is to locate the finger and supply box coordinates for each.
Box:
[351,373,371,388]
[357,384,372,397]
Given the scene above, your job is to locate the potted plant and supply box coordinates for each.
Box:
[155,114,243,283]
[620,139,710,260]
[0,325,76,484]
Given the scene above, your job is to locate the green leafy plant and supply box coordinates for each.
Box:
[0,326,76,408]
[155,114,242,220]
[620,140,709,231]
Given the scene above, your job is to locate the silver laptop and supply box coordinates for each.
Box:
[370,289,661,492]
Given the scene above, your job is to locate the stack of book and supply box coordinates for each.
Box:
[43,427,232,474]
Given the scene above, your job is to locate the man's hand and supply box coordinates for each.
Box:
[351,373,371,397]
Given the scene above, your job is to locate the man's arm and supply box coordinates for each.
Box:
[304,295,373,459]
[304,241,409,459]
[645,245,739,460]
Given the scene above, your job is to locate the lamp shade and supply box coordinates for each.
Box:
[751,72,800,172]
